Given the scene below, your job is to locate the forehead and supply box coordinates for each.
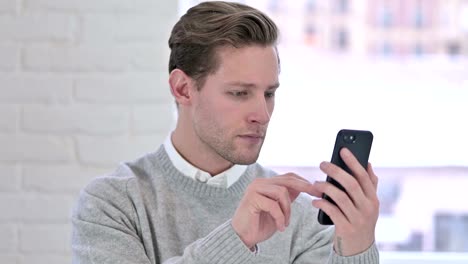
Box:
[216,45,278,64]
[211,45,280,83]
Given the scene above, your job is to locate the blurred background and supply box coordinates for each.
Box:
[0,0,467,263]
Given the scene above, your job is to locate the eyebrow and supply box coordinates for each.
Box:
[226,81,280,90]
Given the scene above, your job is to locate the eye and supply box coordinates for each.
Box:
[231,91,248,97]
[265,91,276,98]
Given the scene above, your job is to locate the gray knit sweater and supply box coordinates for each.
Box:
[71,145,379,264]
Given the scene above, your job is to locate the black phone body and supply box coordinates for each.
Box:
[317,129,373,225]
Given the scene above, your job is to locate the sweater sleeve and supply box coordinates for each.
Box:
[164,220,256,264]
[71,177,153,264]
[328,243,379,264]
[71,177,256,264]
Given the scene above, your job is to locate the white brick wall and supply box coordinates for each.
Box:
[24,43,166,72]
[75,73,172,103]
[0,105,18,132]
[19,255,70,264]
[0,224,17,251]
[0,0,177,262]
[0,44,18,71]
[0,14,75,41]
[19,224,71,253]
[0,0,17,13]
[0,165,20,191]
[23,105,130,134]
[76,134,166,166]
[0,74,73,103]
[24,0,161,13]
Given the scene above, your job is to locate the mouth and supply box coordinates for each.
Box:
[239,133,265,139]
[238,133,265,144]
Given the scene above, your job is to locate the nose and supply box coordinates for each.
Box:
[247,97,271,125]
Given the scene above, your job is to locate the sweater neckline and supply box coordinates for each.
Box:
[152,145,255,198]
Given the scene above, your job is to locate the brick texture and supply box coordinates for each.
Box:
[0,135,73,162]
[24,0,161,13]
[76,134,166,166]
[0,165,20,192]
[132,104,176,134]
[0,225,17,251]
[0,254,18,264]
[22,164,108,193]
[0,105,18,132]
[22,105,129,135]
[0,0,178,261]
[0,14,75,41]
[0,194,75,222]
[0,44,18,71]
[19,255,70,264]
[74,73,172,103]
[0,74,72,104]
[0,0,17,13]
[24,43,165,72]
[19,224,71,253]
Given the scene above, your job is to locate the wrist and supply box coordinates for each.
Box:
[231,220,256,249]
[334,236,374,256]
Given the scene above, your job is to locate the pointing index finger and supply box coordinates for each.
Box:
[270,174,321,199]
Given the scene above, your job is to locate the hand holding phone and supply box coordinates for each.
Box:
[317,129,373,225]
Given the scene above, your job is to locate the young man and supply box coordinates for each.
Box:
[72,1,380,263]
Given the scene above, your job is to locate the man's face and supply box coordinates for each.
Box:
[191,45,279,165]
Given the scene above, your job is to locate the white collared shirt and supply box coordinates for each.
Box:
[163,134,247,188]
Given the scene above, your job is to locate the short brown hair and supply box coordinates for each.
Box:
[168,1,279,88]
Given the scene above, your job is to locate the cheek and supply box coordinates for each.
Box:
[267,100,275,116]
[269,100,275,112]
[195,92,250,128]
[196,96,233,124]
[207,96,241,117]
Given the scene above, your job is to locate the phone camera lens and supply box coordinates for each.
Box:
[344,134,356,143]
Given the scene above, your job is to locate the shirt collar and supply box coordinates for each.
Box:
[163,134,247,188]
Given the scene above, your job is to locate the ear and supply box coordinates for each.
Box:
[169,69,196,106]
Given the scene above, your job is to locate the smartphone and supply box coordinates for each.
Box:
[317,129,373,225]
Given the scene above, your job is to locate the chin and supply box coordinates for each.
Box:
[233,159,256,165]
[230,152,260,165]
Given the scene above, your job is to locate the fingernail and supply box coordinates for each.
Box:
[319,161,328,169]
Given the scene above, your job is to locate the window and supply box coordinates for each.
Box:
[378,5,393,28]
[333,28,348,51]
[334,0,349,14]
[304,23,317,45]
[435,214,468,252]
[413,43,423,56]
[447,42,461,56]
[306,0,317,13]
[381,41,392,55]
[413,5,424,28]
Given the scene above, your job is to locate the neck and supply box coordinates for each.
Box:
[171,118,233,176]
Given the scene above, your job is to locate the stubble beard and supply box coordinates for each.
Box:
[194,123,266,165]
